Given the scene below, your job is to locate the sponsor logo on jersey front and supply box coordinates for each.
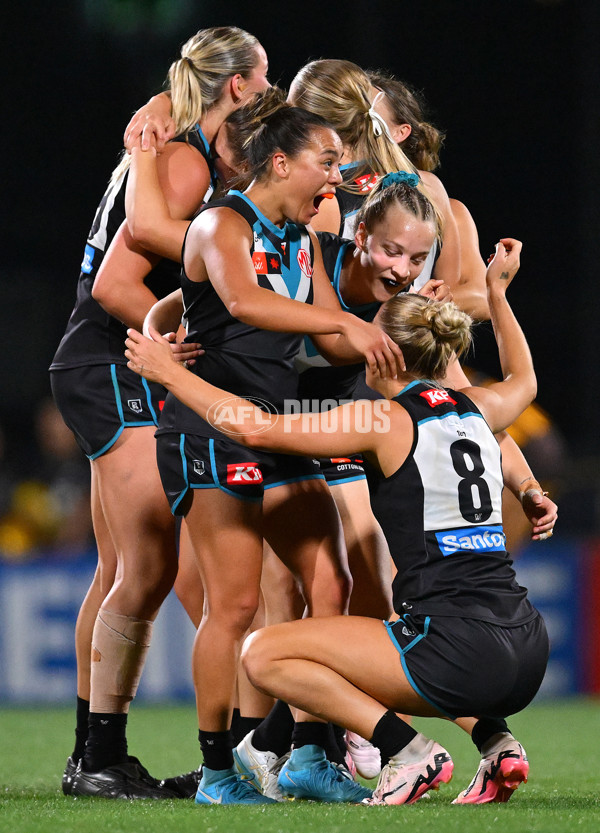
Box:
[296,249,313,278]
[226,463,263,484]
[252,252,281,274]
[436,525,505,556]
[420,388,457,408]
[127,399,142,413]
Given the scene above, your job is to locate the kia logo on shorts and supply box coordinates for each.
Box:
[226,463,263,484]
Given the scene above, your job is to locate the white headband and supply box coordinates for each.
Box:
[368,91,396,143]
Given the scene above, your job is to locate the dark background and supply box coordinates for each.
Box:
[3,0,599,523]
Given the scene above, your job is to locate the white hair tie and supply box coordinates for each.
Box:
[368,91,396,142]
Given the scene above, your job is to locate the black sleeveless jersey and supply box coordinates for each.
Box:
[50,126,217,370]
[296,232,379,406]
[157,191,316,437]
[366,380,536,625]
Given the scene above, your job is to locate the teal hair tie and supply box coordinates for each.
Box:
[380,171,420,189]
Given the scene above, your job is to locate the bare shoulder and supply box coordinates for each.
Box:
[419,170,449,198]
[449,198,477,228]
[370,398,415,477]
[189,204,253,243]
[155,141,212,215]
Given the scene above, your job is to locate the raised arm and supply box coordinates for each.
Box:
[448,198,490,320]
[420,171,461,289]
[125,144,206,260]
[93,137,209,325]
[465,238,537,432]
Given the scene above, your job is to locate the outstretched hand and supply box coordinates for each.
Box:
[125,327,180,385]
[486,238,522,292]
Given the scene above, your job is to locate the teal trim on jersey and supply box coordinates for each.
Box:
[227,190,287,239]
[384,618,456,719]
[339,161,365,173]
[332,241,379,317]
[192,124,218,191]
[262,472,325,491]
[193,123,211,158]
[396,379,426,397]
[141,377,159,425]
[228,189,311,301]
[208,438,262,502]
[171,433,190,515]
[303,239,377,359]
[326,473,367,486]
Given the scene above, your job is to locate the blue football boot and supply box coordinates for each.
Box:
[277,745,372,803]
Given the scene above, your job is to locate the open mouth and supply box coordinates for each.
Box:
[313,192,335,211]
[382,277,400,289]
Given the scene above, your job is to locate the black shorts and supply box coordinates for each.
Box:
[319,455,366,486]
[50,364,166,459]
[385,612,549,719]
[157,432,324,514]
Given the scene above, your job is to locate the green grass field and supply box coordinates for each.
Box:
[1,698,599,833]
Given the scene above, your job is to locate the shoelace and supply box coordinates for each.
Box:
[227,776,264,800]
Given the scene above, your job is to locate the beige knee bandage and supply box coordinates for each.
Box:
[90,608,153,714]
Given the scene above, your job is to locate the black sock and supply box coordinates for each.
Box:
[252,700,294,758]
[322,723,345,764]
[471,718,510,753]
[230,708,241,745]
[370,710,417,765]
[83,713,128,772]
[333,724,347,759]
[291,721,329,750]
[232,716,264,746]
[71,696,90,762]
[199,730,234,771]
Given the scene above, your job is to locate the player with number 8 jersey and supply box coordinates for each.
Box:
[367,380,535,627]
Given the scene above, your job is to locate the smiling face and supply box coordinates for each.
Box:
[355,202,436,303]
[282,126,343,225]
